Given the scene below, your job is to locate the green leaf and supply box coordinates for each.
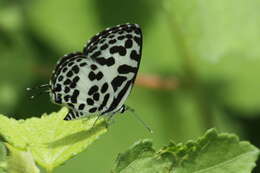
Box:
[113,139,172,173]
[112,129,259,173]
[163,0,260,115]
[0,142,7,173]
[0,107,108,172]
[4,143,40,173]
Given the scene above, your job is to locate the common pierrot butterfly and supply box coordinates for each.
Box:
[32,23,143,121]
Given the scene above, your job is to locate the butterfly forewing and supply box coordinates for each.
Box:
[83,24,142,114]
[50,23,142,120]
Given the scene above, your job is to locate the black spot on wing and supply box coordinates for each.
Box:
[110,46,126,56]
[91,51,101,58]
[88,85,98,95]
[78,104,85,110]
[58,76,63,81]
[64,79,72,85]
[96,72,104,80]
[66,71,73,77]
[118,65,137,74]
[88,46,98,53]
[101,83,108,93]
[111,76,127,91]
[130,50,140,61]
[88,71,96,81]
[109,39,117,44]
[54,52,82,75]
[134,36,141,46]
[100,44,108,50]
[96,57,115,66]
[87,98,94,105]
[69,76,80,89]
[125,39,133,48]
[64,87,70,93]
[70,82,77,88]
[83,23,141,56]
[80,62,87,67]
[126,34,133,39]
[93,93,100,101]
[64,95,70,102]
[51,53,85,86]
[68,62,74,67]
[125,27,132,33]
[134,28,141,35]
[76,58,82,62]
[62,67,68,73]
[90,64,97,70]
[100,39,106,44]
[117,35,125,40]
[108,34,115,38]
[64,109,80,120]
[102,80,132,115]
[72,76,80,83]
[88,71,104,81]
[71,89,79,103]
[72,65,80,74]
[99,93,110,111]
[89,107,97,113]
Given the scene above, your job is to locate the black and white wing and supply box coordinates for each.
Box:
[49,23,142,120]
[49,53,114,120]
[83,23,142,115]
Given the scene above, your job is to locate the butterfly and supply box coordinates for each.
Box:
[45,23,142,120]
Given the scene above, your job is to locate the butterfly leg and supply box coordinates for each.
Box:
[106,112,116,124]
[64,109,81,120]
[124,105,153,133]
[91,106,110,128]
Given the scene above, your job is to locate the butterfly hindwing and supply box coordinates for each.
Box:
[50,54,114,120]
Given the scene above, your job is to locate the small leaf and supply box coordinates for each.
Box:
[113,129,259,173]
[0,107,108,171]
[113,139,172,173]
[113,140,155,172]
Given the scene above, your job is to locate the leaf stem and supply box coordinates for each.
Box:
[162,3,214,129]
[46,168,53,173]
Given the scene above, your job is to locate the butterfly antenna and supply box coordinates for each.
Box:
[126,106,153,134]
[28,91,48,100]
[26,84,50,91]
[26,84,50,100]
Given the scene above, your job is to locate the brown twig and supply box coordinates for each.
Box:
[135,74,179,90]
[32,66,179,90]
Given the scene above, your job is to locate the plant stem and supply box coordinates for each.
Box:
[46,168,53,173]
[162,4,214,129]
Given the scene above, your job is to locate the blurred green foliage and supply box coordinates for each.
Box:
[0,0,260,172]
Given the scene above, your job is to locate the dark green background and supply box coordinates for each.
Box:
[0,0,259,172]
